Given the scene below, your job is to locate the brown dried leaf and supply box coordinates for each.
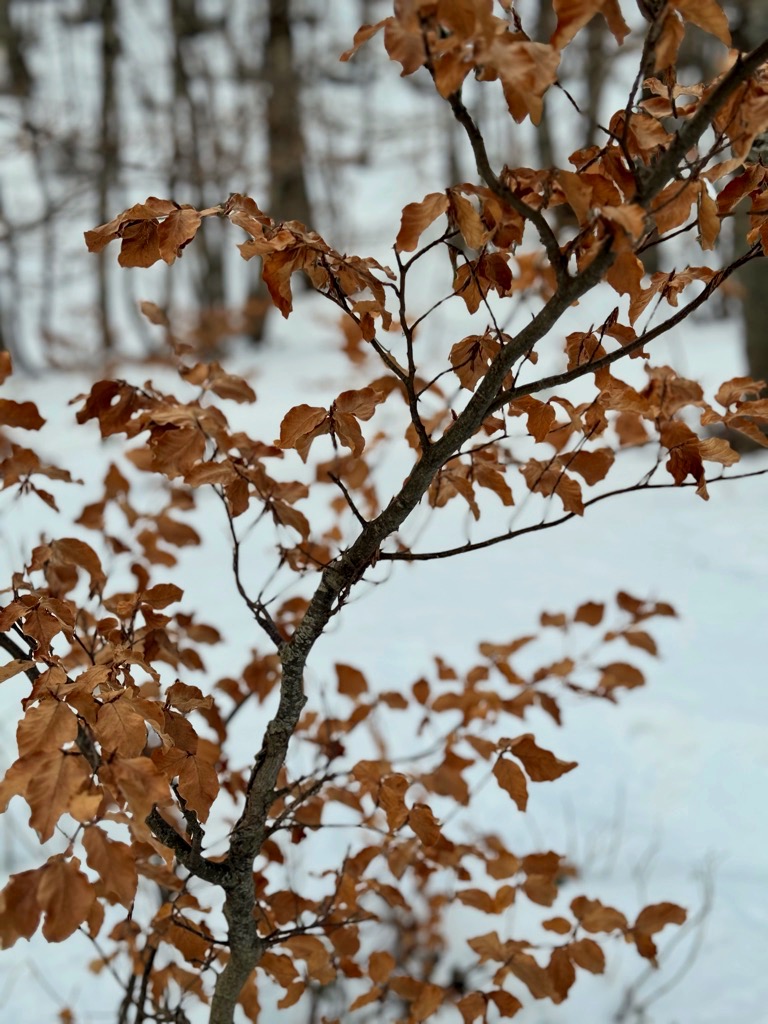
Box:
[672,0,730,44]
[275,404,328,461]
[0,399,45,430]
[521,459,584,515]
[507,734,577,782]
[38,857,95,942]
[597,661,645,692]
[568,937,606,973]
[0,659,34,684]
[493,756,529,811]
[571,895,628,933]
[567,448,614,485]
[488,989,523,1017]
[379,773,410,831]
[551,0,630,48]
[158,207,202,264]
[574,601,604,626]
[83,827,138,908]
[408,803,441,846]
[697,187,720,250]
[139,300,169,326]
[96,697,148,757]
[396,193,449,252]
[118,220,161,268]
[336,663,367,698]
[26,749,90,842]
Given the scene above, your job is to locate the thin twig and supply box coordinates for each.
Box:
[380,467,768,562]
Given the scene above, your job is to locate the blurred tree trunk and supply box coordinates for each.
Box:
[732,0,768,400]
[170,0,227,316]
[0,0,31,97]
[96,0,119,351]
[244,0,313,343]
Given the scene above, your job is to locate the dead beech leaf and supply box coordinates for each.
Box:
[548,946,576,1003]
[17,700,77,756]
[697,186,720,250]
[488,989,522,1017]
[597,661,645,692]
[449,191,489,249]
[139,300,169,326]
[633,901,687,962]
[49,538,106,592]
[378,773,409,831]
[283,935,333,982]
[0,659,34,684]
[335,387,382,421]
[574,601,604,626]
[333,411,365,457]
[568,937,605,973]
[635,901,687,935]
[369,950,396,984]
[0,399,45,430]
[118,220,161,268]
[178,753,219,822]
[672,0,731,44]
[542,916,573,935]
[571,895,628,933]
[551,0,629,48]
[340,19,389,62]
[335,663,367,698]
[26,748,90,842]
[83,828,138,908]
[492,756,529,811]
[109,756,172,820]
[38,857,95,942]
[508,396,556,442]
[507,733,577,782]
[95,697,148,757]
[521,459,584,515]
[566,448,615,485]
[409,803,441,846]
[141,583,183,609]
[395,192,449,252]
[623,630,658,656]
[275,404,328,461]
[157,207,202,264]
[698,436,739,465]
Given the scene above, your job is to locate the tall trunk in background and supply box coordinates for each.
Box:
[244,0,313,342]
[264,0,311,225]
[97,0,119,351]
[170,0,227,318]
[733,0,768,407]
[0,0,31,356]
[0,0,31,97]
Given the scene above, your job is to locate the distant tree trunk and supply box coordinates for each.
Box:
[170,0,227,318]
[244,0,313,343]
[0,0,31,97]
[732,1,768,400]
[96,0,119,351]
[264,0,311,225]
